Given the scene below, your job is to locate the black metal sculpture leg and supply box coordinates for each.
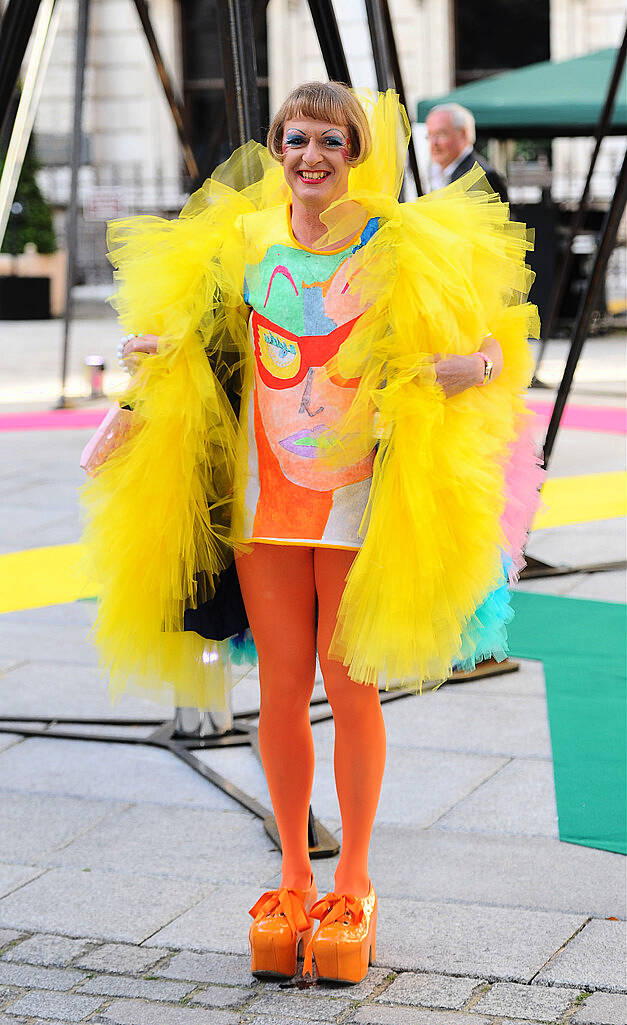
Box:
[0,710,343,857]
[58,0,90,408]
[0,0,44,139]
[307,0,351,85]
[131,0,199,179]
[203,0,270,176]
[533,26,627,382]
[522,146,627,581]
[364,0,423,197]
[217,0,262,149]
[379,0,423,196]
[543,146,627,469]
[364,0,392,90]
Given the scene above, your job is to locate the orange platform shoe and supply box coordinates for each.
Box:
[303,884,377,983]
[248,878,317,979]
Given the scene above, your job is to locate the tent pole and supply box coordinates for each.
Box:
[532,25,627,384]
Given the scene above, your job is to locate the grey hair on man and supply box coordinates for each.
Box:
[427,103,476,145]
[425,102,508,204]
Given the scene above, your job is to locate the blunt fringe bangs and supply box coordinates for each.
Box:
[267,81,371,166]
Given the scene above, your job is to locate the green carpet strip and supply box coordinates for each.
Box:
[509,591,626,855]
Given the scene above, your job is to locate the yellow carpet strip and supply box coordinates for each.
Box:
[0,543,96,615]
[533,471,626,529]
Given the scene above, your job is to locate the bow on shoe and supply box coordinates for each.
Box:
[303,893,364,977]
[249,887,312,940]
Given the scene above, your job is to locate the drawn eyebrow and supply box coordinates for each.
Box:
[264,265,299,307]
[321,129,347,139]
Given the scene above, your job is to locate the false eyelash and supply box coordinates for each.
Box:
[284,135,345,148]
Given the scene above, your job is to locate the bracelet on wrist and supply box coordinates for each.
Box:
[118,333,138,375]
[476,350,493,385]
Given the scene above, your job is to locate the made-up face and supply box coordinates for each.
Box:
[281,118,351,212]
[426,110,467,169]
[252,311,374,492]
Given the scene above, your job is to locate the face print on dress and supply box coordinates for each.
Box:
[251,309,370,491]
[244,220,380,492]
[250,251,373,491]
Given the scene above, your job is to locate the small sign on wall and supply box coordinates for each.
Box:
[83,187,127,221]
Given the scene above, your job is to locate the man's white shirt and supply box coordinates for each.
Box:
[429,144,474,192]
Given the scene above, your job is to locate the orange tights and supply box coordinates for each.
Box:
[236,543,386,897]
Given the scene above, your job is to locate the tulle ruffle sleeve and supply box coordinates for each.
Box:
[80,163,265,706]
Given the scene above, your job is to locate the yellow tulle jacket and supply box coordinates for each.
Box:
[80,92,540,707]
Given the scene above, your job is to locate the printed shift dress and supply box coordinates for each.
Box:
[240,205,380,549]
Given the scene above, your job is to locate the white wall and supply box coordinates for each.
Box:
[551,0,625,59]
[33,0,183,202]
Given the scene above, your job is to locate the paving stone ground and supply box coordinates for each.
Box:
[0,932,621,1024]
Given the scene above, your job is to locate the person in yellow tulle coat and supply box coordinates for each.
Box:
[81,81,541,983]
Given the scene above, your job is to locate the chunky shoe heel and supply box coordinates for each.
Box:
[249,879,317,980]
[303,884,377,984]
[296,926,313,960]
[369,920,376,964]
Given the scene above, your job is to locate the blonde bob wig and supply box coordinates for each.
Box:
[267,81,372,166]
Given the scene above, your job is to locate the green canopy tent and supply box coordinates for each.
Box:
[417,48,627,137]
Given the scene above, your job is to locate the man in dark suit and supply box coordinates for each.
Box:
[425,103,508,204]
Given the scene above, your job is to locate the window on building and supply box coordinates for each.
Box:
[455,0,550,85]
[180,0,269,179]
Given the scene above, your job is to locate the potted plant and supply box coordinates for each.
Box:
[0,141,59,319]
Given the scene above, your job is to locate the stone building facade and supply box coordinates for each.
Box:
[1,0,624,280]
